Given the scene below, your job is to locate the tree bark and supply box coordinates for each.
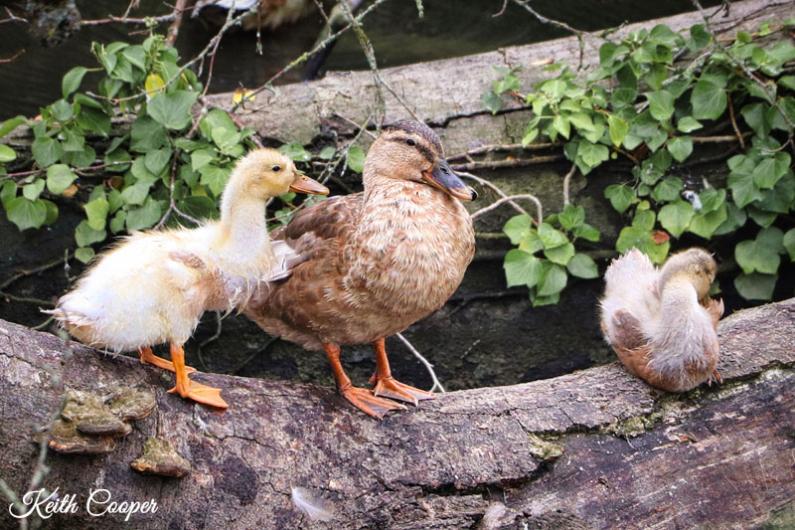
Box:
[0,298,793,529]
[204,0,793,153]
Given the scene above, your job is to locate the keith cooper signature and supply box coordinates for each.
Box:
[8,488,158,522]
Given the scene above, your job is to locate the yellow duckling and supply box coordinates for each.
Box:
[48,149,328,409]
[600,247,724,392]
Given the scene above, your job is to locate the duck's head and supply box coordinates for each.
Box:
[231,148,329,199]
[659,248,717,301]
[365,120,477,201]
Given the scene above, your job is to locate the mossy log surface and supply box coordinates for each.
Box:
[0,299,793,529]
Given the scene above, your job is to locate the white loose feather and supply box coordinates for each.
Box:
[291,486,335,522]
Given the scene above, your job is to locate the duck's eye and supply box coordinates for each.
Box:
[406,138,416,147]
[271,165,281,172]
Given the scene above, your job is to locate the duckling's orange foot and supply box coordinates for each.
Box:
[340,386,406,419]
[371,376,434,406]
[168,380,228,410]
[139,348,196,374]
[709,369,723,386]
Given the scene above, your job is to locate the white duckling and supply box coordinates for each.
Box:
[600,247,724,392]
[48,148,328,409]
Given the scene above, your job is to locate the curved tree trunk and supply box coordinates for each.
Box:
[0,298,793,529]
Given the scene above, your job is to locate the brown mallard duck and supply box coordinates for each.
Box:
[245,121,477,418]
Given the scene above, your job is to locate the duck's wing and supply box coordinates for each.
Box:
[703,297,724,330]
[608,309,654,378]
[273,194,363,256]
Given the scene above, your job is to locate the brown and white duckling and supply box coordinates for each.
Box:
[600,248,724,392]
[49,149,328,409]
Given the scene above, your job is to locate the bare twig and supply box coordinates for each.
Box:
[395,332,445,393]
[562,164,576,206]
[727,94,746,150]
[451,154,563,171]
[511,0,590,69]
[470,194,544,225]
[458,171,534,220]
[448,142,557,161]
[0,49,25,64]
[165,0,190,45]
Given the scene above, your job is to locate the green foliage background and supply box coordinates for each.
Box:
[484,18,795,305]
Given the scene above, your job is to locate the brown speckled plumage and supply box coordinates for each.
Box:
[245,123,475,352]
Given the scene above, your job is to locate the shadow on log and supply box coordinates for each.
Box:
[0,298,793,529]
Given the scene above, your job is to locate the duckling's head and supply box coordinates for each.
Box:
[659,248,717,301]
[365,120,477,201]
[229,148,328,199]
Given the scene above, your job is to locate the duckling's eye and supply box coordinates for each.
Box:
[406,138,416,147]
[272,165,281,172]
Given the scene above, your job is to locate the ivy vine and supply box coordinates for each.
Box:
[484,18,795,304]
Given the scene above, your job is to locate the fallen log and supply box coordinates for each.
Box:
[0,298,793,529]
[205,0,792,153]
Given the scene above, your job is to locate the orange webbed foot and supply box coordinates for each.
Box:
[168,379,228,409]
[139,348,197,374]
[371,375,434,406]
[340,386,406,419]
[709,369,723,386]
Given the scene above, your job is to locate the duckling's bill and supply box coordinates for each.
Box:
[422,158,477,201]
[290,173,329,195]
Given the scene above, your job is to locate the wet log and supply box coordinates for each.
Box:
[0,298,793,529]
[204,0,792,153]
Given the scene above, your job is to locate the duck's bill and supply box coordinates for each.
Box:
[290,174,329,195]
[423,159,477,201]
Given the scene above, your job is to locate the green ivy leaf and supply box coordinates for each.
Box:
[62,66,89,98]
[84,197,109,231]
[782,228,795,261]
[147,90,198,130]
[735,227,783,274]
[576,141,609,174]
[544,242,575,265]
[75,247,95,264]
[131,116,168,153]
[658,200,694,238]
[482,91,503,114]
[666,136,693,162]
[0,115,26,138]
[503,214,532,244]
[126,197,163,231]
[279,143,311,163]
[0,181,16,208]
[691,79,727,120]
[0,144,16,162]
[537,262,568,296]
[651,177,683,203]
[647,90,674,121]
[22,179,45,201]
[144,147,172,175]
[74,220,106,247]
[566,253,598,279]
[346,145,366,173]
[604,184,635,213]
[504,249,542,288]
[677,116,703,133]
[688,203,727,239]
[31,136,63,168]
[608,114,629,147]
[751,156,786,190]
[4,197,47,230]
[734,273,776,301]
[198,165,230,196]
[558,204,585,230]
[538,222,568,249]
[573,223,600,242]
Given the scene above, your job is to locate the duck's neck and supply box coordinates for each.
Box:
[654,274,701,346]
[215,181,274,269]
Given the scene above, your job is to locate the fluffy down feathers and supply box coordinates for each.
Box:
[600,248,723,392]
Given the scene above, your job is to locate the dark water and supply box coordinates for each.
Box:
[1,0,722,119]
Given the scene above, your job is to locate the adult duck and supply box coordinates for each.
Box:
[600,247,723,392]
[245,121,477,418]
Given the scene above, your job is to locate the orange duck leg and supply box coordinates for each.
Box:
[370,337,434,406]
[324,343,405,419]
[139,346,196,374]
[166,343,228,409]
